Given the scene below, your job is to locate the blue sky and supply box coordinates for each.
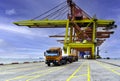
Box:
[0,0,120,58]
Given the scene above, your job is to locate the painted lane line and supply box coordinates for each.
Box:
[3,66,44,74]
[1,63,44,71]
[112,68,120,70]
[66,61,86,81]
[26,64,74,81]
[6,67,60,81]
[97,60,120,67]
[73,74,87,78]
[6,68,57,81]
[96,61,120,76]
[26,67,66,81]
[87,61,91,81]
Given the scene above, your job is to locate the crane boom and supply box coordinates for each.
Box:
[13,0,117,59]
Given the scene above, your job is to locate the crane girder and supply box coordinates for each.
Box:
[14,19,115,28]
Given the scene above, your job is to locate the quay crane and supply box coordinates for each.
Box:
[14,0,117,59]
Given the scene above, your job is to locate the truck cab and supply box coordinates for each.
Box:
[44,47,62,66]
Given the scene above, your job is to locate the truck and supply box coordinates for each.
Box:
[44,47,78,66]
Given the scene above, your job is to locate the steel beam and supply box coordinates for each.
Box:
[14,19,115,28]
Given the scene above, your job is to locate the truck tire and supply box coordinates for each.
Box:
[47,63,50,66]
[70,61,72,63]
[57,61,62,66]
[57,63,60,66]
[64,60,67,64]
[53,63,57,66]
[76,57,78,61]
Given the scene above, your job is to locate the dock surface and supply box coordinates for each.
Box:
[0,60,120,81]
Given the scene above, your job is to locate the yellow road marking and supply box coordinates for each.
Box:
[87,61,91,81]
[112,68,120,70]
[0,66,43,74]
[26,67,65,81]
[73,74,87,78]
[66,61,86,81]
[6,67,60,81]
[1,63,43,71]
[6,65,67,81]
[7,66,43,73]
[0,64,44,74]
[96,61,120,76]
[98,62,120,70]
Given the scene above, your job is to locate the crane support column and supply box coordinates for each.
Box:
[70,26,73,43]
[64,19,69,44]
[64,19,69,54]
[67,46,71,55]
[92,19,97,59]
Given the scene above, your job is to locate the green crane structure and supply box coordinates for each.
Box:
[14,0,116,59]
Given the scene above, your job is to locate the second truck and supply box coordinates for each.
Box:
[44,47,78,66]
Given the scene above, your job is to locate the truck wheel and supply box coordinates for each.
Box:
[53,63,56,66]
[64,60,67,64]
[76,58,78,61]
[57,63,61,66]
[47,63,50,66]
[57,62,61,66]
[70,60,72,63]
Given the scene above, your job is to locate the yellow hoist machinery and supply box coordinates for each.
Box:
[14,0,117,59]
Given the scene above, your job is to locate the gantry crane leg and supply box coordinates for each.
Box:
[91,20,97,59]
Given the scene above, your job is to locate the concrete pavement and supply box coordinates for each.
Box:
[0,60,120,81]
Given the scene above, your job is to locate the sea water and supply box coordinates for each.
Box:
[0,58,44,64]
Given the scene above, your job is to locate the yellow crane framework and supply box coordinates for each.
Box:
[14,0,117,59]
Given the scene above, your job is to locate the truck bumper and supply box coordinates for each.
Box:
[45,60,59,64]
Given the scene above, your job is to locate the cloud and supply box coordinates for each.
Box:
[0,39,4,43]
[0,39,8,47]
[0,39,6,52]
[5,9,16,15]
[0,24,32,35]
[100,37,120,58]
[0,49,5,52]
[13,47,42,52]
[0,53,41,58]
[0,46,44,58]
[0,23,49,38]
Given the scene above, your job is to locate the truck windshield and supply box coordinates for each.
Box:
[45,50,59,56]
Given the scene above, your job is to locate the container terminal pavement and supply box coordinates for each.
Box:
[0,59,120,81]
[1,0,118,81]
